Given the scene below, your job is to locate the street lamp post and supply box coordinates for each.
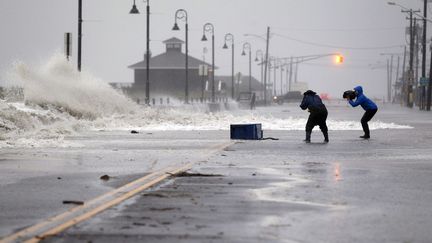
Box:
[427,39,432,110]
[129,0,151,105]
[268,56,274,98]
[280,61,284,95]
[223,33,235,100]
[78,0,82,72]
[275,59,279,95]
[244,27,271,105]
[242,42,252,94]
[201,23,215,103]
[172,9,189,104]
[201,47,207,102]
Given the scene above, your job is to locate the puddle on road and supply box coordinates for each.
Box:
[250,166,347,210]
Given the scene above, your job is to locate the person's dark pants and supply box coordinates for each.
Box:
[361,109,378,137]
[306,109,328,135]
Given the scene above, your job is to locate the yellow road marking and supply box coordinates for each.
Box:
[0,160,167,242]
[0,140,234,243]
[26,163,193,243]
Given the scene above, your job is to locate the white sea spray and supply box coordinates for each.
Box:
[0,53,413,148]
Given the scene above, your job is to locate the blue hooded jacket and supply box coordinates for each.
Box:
[348,86,378,110]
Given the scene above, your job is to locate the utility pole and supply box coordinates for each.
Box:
[402,46,407,105]
[394,55,400,103]
[78,0,82,72]
[422,0,428,110]
[428,39,432,110]
[386,59,390,102]
[273,60,277,96]
[403,10,420,107]
[280,63,283,95]
[289,57,293,92]
[285,62,289,94]
[414,18,420,108]
[263,27,270,105]
[389,55,394,103]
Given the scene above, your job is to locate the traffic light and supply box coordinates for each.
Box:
[335,54,344,64]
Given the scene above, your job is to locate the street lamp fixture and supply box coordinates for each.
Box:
[172,9,189,104]
[130,0,139,14]
[172,22,179,31]
[129,0,151,105]
[201,23,215,102]
[223,33,235,99]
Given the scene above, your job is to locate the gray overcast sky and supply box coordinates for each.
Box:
[0,0,427,98]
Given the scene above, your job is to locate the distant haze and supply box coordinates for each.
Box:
[0,0,427,98]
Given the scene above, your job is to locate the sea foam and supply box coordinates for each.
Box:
[0,53,412,148]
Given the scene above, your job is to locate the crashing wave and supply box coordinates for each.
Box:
[0,53,413,148]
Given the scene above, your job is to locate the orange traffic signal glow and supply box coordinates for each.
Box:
[335,54,344,64]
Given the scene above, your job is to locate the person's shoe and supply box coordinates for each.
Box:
[360,135,370,139]
[304,131,311,143]
[323,131,329,143]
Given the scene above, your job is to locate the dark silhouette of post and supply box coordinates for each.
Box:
[172,9,189,104]
[78,0,82,71]
[255,50,264,97]
[242,42,252,93]
[280,62,284,95]
[145,1,150,105]
[264,27,270,105]
[407,11,414,107]
[289,57,293,91]
[223,33,235,99]
[428,39,432,110]
[422,0,427,109]
[129,0,151,105]
[401,47,407,105]
[201,23,215,102]
[401,9,420,107]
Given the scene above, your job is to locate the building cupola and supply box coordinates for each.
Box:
[163,37,184,52]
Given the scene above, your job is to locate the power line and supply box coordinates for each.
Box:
[273,26,404,32]
[274,33,404,50]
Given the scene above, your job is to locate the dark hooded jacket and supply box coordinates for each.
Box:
[348,86,378,110]
[300,90,327,113]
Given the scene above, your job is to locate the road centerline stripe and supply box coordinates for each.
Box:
[0,140,234,243]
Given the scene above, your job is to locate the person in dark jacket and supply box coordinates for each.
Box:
[347,86,378,139]
[300,90,329,143]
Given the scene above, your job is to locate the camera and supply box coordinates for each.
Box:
[343,90,356,100]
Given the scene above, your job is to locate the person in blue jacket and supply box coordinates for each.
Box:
[300,90,329,143]
[347,86,378,139]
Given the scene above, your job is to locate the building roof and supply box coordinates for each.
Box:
[215,75,265,91]
[162,37,185,44]
[129,37,216,70]
[128,51,215,70]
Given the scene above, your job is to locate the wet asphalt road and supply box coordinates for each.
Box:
[44,104,432,243]
[1,103,432,242]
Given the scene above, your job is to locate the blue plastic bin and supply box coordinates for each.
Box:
[230,124,263,140]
